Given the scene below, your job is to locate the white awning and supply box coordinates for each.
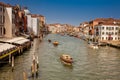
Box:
[6,37,30,45]
[0,43,16,52]
[14,39,29,44]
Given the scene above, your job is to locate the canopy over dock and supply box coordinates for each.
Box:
[6,37,30,45]
[0,43,16,53]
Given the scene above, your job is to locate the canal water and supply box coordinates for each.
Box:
[0,34,120,80]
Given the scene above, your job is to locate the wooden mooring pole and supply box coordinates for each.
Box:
[23,72,28,80]
[11,56,14,72]
[9,54,11,65]
[31,55,39,78]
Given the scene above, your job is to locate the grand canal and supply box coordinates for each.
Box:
[0,34,120,80]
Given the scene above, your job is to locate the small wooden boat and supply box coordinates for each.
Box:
[60,54,73,65]
[53,41,59,46]
[48,39,51,43]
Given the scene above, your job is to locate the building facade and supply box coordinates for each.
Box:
[31,15,40,37]
[4,4,16,38]
[0,2,20,38]
[26,14,32,33]
[48,25,58,33]
[0,2,5,37]
[95,24,120,41]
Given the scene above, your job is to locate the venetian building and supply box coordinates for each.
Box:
[14,5,27,36]
[0,3,16,38]
[0,2,5,37]
[94,18,120,41]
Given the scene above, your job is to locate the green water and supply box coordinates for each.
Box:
[0,34,120,80]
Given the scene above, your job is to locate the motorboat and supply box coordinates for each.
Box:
[53,41,59,46]
[60,54,73,65]
[89,44,98,49]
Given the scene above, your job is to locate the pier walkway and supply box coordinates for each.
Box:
[0,37,31,62]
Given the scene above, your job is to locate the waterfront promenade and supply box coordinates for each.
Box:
[100,40,120,48]
[0,37,31,65]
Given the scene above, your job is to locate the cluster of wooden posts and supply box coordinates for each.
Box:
[31,54,39,77]
[22,54,39,80]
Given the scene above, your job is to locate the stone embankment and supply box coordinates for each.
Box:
[100,41,120,48]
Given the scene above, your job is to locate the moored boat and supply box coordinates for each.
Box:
[60,54,73,65]
[89,44,99,49]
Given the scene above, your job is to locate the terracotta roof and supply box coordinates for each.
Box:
[0,2,5,6]
[31,14,44,18]
[39,15,44,17]
[94,18,120,22]
[80,22,89,25]
[31,14,39,17]
[95,23,120,26]
[0,2,12,7]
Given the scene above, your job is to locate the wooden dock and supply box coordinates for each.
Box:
[0,37,31,65]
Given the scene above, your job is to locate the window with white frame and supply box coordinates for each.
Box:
[106,37,107,40]
[116,27,118,30]
[102,32,104,35]
[109,27,112,30]
[106,27,109,30]
[115,32,117,35]
[115,37,117,40]
[112,27,114,30]
[112,32,114,35]
[106,32,108,35]
[102,37,104,40]
[102,27,104,30]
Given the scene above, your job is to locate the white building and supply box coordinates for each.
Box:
[31,15,39,37]
[48,24,68,33]
[4,5,16,38]
[24,8,30,15]
[27,14,32,32]
[59,24,66,33]
[73,27,80,33]
[55,24,64,33]
[95,24,120,41]
[23,9,33,34]
[48,25,58,33]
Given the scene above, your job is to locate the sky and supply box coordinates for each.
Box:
[1,0,120,26]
